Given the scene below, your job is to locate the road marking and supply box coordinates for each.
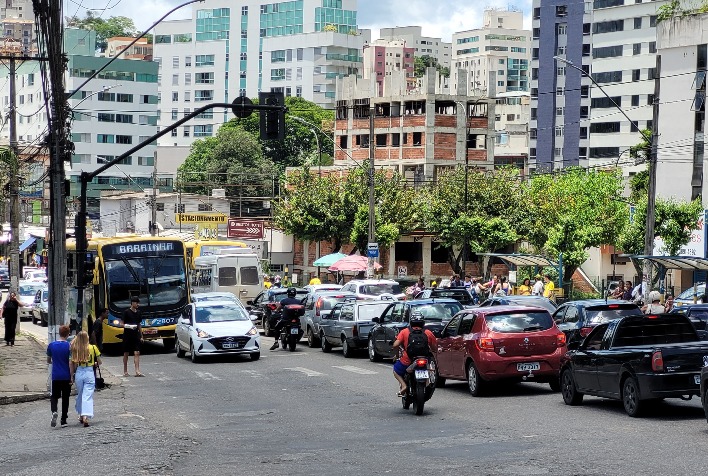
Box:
[195,371,222,381]
[284,367,324,377]
[240,369,261,378]
[332,365,378,375]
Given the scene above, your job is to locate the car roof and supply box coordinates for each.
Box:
[267,287,308,293]
[312,290,356,297]
[564,299,636,307]
[193,292,236,298]
[347,279,399,285]
[194,300,244,308]
[468,305,552,316]
[408,298,462,305]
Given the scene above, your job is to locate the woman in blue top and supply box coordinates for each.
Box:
[47,325,71,428]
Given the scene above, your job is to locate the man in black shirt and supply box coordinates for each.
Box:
[91,308,108,353]
[269,287,302,351]
[120,297,144,377]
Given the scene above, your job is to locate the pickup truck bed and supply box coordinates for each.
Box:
[561,314,708,417]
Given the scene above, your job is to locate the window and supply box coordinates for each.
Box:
[98,113,115,122]
[498,80,505,86]
[195,72,214,84]
[594,0,623,8]
[185,73,191,85]
[174,203,185,213]
[556,107,564,116]
[580,106,589,118]
[184,91,191,102]
[557,24,567,35]
[592,71,622,83]
[557,46,566,56]
[580,127,588,139]
[242,5,248,15]
[172,56,179,68]
[581,85,589,98]
[631,95,640,107]
[97,134,114,144]
[583,23,591,35]
[531,108,537,120]
[593,45,623,59]
[634,17,642,29]
[650,15,657,27]
[185,56,192,67]
[194,125,213,137]
[116,135,132,144]
[556,87,564,96]
[554,147,562,157]
[556,5,568,16]
[532,27,540,39]
[115,114,132,123]
[171,129,177,137]
[533,7,540,18]
[591,96,621,108]
[171,109,178,120]
[632,69,640,81]
[376,134,387,146]
[557,67,565,76]
[413,132,423,146]
[589,146,620,158]
[183,126,190,137]
[172,92,178,101]
[195,90,214,102]
[633,43,641,55]
[649,41,656,53]
[648,67,657,79]
[648,94,655,105]
[555,126,564,137]
[198,203,213,211]
[590,122,621,133]
[593,20,624,34]
[195,55,215,66]
[172,74,179,86]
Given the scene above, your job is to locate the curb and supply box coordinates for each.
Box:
[0,392,49,405]
[23,332,47,350]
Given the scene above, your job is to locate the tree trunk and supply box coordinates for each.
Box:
[447,248,462,276]
[332,237,342,254]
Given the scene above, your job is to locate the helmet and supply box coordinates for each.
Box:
[286,287,297,298]
[409,311,425,328]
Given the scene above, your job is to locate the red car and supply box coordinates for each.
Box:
[434,305,567,396]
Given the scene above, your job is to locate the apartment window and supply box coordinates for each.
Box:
[185,73,191,85]
[376,134,387,146]
[633,43,641,55]
[242,5,248,15]
[506,113,515,122]
[580,106,589,118]
[581,85,589,98]
[634,17,642,29]
[583,23,591,35]
[580,127,588,139]
[531,108,537,120]
[413,132,423,146]
[530,128,537,139]
[556,5,568,16]
[533,7,540,18]
[532,27,540,39]
[648,94,655,105]
[194,125,213,137]
[593,20,624,34]
[297,48,303,61]
[98,113,115,122]
[592,70,622,83]
[557,87,564,96]
[589,147,620,158]
[296,86,302,97]
[172,74,179,86]
[195,72,214,84]
[557,67,565,76]
[172,56,179,68]
[116,135,132,144]
[184,91,191,102]
[649,41,656,53]
[185,56,192,67]
[591,96,621,108]
[556,24,567,35]
[557,46,566,55]
[498,81,505,86]
[531,88,538,98]
[115,114,133,123]
[171,129,177,137]
[532,68,538,80]
[198,204,212,212]
[631,95,640,107]
[97,134,114,144]
[391,134,400,147]
[650,15,657,27]
[183,126,190,137]
[593,45,623,59]
[556,107,564,116]
[632,69,640,81]
[582,44,591,57]
[532,48,539,60]
[195,55,215,67]
[172,92,178,101]
[555,126,564,137]
[554,147,562,157]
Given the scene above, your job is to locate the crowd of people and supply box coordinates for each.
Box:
[406,273,558,302]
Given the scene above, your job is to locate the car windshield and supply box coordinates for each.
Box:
[410,302,463,321]
[195,304,250,323]
[193,294,238,303]
[361,283,402,296]
[485,312,554,333]
[320,296,351,310]
[269,291,308,302]
[677,285,706,300]
[506,297,557,312]
[356,302,392,320]
[429,290,472,304]
[19,285,41,296]
[586,305,642,324]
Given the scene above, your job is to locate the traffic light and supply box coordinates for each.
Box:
[83,253,95,286]
[259,91,285,141]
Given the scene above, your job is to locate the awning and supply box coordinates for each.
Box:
[19,236,36,252]
[629,255,708,271]
[477,253,558,267]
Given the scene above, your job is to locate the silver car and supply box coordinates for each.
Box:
[302,291,356,348]
[319,301,392,358]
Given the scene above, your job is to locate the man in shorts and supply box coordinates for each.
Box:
[120,296,144,377]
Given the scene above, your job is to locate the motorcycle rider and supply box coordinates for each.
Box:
[269,287,303,351]
[391,313,437,397]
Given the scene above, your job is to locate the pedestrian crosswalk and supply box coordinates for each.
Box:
[284,365,379,377]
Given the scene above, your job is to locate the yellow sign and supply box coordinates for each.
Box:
[175,213,227,224]
[194,224,219,241]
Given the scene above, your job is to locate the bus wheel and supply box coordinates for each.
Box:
[163,338,176,351]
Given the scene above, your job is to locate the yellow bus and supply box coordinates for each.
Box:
[67,236,190,350]
[185,240,250,269]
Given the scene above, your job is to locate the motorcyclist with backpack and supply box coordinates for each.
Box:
[269,287,303,351]
[391,314,437,397]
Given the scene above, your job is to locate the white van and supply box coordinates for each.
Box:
[192,253,262,304]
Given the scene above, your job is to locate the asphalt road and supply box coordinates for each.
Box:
[3,323,708,475]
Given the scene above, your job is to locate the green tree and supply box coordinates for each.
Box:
[522,168,628,283]
[629,129,652,163]
[419,167,523,274]
[67,13,137,52]
[414,55,450,78]
[229,96,335,169]
[629,168,649,204]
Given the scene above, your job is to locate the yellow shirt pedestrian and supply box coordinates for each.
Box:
[309,277,322,285]
[543,279,555,298]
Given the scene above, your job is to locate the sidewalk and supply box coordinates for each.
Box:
[0,326,122,405]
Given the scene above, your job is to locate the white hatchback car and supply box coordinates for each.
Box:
[339,279,405,301]
[175,300,261,363]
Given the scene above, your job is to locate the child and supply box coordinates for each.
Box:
[47,325,71,428]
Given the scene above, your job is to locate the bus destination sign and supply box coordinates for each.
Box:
[102,241,182,260]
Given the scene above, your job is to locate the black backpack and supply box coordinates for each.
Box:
[406,328,430,358]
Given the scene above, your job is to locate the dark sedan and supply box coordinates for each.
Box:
[670,304,708,337]
[553,299,642,347]
[479,295,557,313]
[367,298,463,362]
[414,287,476,307]
[246,287,309,336]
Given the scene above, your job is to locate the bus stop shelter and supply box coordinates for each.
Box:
[629,255,708,297]
[477,253,561,283]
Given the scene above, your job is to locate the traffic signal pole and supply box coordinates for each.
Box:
[73,100,285,327]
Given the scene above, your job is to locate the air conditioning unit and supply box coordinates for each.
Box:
[212,189,226,198]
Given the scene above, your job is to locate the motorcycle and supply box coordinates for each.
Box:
[402,356,437,415]
[279,304,305,352]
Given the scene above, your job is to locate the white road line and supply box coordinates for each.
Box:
[284,367,325,377]
[332,365,378,375]
[195,371,222,381]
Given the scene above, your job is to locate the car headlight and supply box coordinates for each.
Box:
[196,329,212,338]
[246,326,258,336]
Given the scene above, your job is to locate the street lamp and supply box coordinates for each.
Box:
[69,85,119,113]
[553,55,656,300]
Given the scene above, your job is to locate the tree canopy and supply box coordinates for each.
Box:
[414,55,450,79]
[66,13,137,52]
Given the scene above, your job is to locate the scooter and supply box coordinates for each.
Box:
[402,357,437,415]
[279,304,304,352]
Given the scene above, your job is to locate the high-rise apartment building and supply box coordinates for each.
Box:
[153,0,367,164]
[362,39,415,96]
[451,9,531,96]
[0,0,31,19]
[529,0,666,172]
[378,26,451,68]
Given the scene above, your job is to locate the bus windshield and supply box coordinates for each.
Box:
[105,255,187,313]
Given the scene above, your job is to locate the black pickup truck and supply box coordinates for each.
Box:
[560,314,708,417]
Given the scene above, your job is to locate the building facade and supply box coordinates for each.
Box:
[105,36,153,60]
[362,39,415,96]
[655,14,708,203]
[333,69,495,182]
[378,26,451,68]
[153,0,367,167]
[493,92,531,170]
[0,0,31,19]
[451,9,531,96]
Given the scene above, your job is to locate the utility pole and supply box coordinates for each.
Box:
[643,54,661,301]
[7,56,19,293]
[367,105,376,279]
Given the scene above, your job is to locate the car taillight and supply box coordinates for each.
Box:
[352,325,358,337]
[415,358,428,367]
[579,326,593,337]
[477,338,495,352]
[651,350,664,372]
[647,314,659,319]
[557,333,567,347]
[608,304,619,309]
[315,299,322,317]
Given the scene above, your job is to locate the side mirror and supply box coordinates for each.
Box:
[371,317,380,324]
[178,317,190,326]
[246,300,254,306]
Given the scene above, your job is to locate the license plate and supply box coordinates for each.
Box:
[517,362,540,372]
[415,370,429,379]
[695,375,701,385]
[142,328,158,335]
[290,328,299,334]
[222,343,241,349]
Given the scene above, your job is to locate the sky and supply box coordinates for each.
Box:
[63,0,532,41]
